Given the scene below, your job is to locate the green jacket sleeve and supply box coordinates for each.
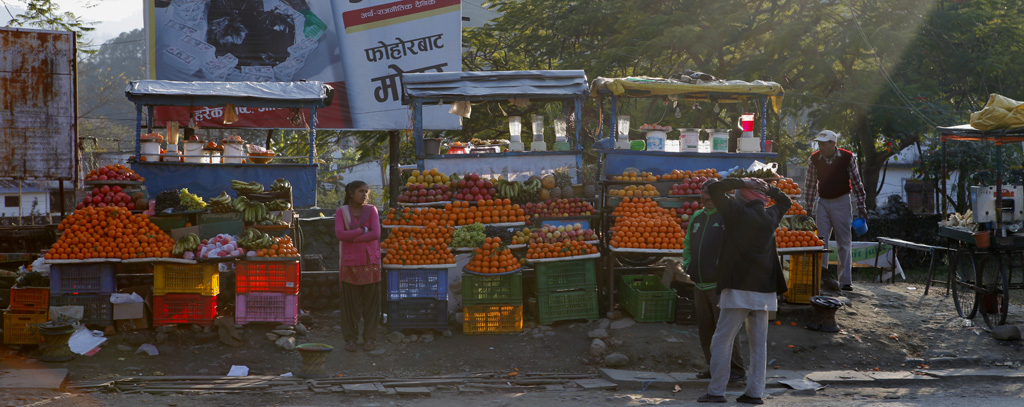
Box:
[681,208,703,271]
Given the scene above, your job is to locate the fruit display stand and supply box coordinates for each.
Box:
[402,70,589,188]
[125,80,333,208]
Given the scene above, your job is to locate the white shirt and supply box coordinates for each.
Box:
[719,288,778,311]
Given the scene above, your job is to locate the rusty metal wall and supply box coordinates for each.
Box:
[0,27,77,182]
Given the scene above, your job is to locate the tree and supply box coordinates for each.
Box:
[5,0,97,53]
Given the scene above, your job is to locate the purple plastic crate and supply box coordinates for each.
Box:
[49,262,117,294]
[385,268,448,301]
[235,292,298,324]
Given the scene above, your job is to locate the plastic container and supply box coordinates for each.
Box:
[533,258,597,292]
[711,130,729,153]
[386,298,448,331]
[785,253,821,304]
[462,271,522,305]
[153,262,220,296]
[140,140,161,162]
[462,303,523,334]
[680,129,700,152]
[3,311,48,345]
[645,130,666,151]
[235,292,298,324]
[385,268,448,301]
[153,293,218,326]
[50,293,114,326]
[852,217,868,236]
[235,260,300,294]
[49,262,117,295]
[618,275,677,322]
[536,288,599,325]
[223,141,244,164]
[9,287,50,311]
[183,140,205,163]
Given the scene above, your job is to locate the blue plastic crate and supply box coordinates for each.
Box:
[50,262,117,295]
[385,268,448,301]
[386,298,448,331]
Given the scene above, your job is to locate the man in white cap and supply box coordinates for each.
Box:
[802,130,867,292]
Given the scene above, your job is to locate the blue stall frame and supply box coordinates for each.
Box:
[124,80,333,208]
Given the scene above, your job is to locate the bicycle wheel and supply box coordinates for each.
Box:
[978,253,1010,328]
[950,248,978,320]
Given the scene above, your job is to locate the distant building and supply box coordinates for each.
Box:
[0,180,51,217]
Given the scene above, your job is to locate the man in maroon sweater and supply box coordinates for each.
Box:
[803,130,868,292]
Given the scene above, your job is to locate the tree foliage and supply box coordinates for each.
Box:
[5,0,97,53]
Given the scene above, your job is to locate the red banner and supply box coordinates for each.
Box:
[153,82,350,129]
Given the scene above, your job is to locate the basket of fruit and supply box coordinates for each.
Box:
[246,144,275,164]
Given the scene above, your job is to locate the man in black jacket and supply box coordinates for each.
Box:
[683,189,746,382]
[698,177,790,405]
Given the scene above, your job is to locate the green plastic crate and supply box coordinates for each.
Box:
[462,271,522,306]
[198,212,242,225]
[149,215,188,232]
[619,275,677,322]
[534,258,597,292]
[537,288,599,326]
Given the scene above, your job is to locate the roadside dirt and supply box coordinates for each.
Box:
[3,279,1021,386]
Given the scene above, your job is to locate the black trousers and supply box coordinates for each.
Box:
[340,281,381,343]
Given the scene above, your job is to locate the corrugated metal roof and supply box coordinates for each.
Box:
[402,70,588,102]
[125,80,334,108]
[0,180,50,193]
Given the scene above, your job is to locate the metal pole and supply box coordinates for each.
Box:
[610,96,619,140]
[389,130,401,208]
[413,100,425,171]
[135,105,143,159]
[941,136,947,214]
[58,180,65,219]
[309,107,318,164]
[996,133,1004,232]
[760,96,768,150]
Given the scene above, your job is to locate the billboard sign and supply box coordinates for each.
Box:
[0,27,77,181]
[145,0,461,131]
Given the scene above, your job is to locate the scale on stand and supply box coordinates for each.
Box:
[971,184,1024,234]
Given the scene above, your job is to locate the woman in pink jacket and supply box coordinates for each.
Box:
[335,181,382,352]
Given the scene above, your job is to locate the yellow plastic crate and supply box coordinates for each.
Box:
[785,253,820,304]
[153,262,220,296]
[3,310,48,345]
[462,304,523,334]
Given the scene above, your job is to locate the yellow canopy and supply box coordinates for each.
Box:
[590,76,785,114]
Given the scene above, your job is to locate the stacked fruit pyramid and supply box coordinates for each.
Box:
[609,197,686,251]
[381,223,454,332]
[462,237,524,334]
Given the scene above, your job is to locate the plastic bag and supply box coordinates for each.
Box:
[970,94,1024,131]
[746,160,779,175]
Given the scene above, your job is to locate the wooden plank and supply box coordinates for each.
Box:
[382,379,466,387]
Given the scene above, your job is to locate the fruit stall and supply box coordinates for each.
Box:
[402,70,589,182]
[124,80,334,208]
[587,76,827,313]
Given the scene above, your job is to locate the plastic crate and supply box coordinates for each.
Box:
[537,288,599,325]
[153,262,220,296]
[619,275,677,322]
[50,293,114,326]
[235,292,298,324]
[785,253,821,304]
[675,294,696,325]
[3,310,48,345]
[153,294,218,326]
[236,260,300,294]
[534,258,597,292]
[386,298,448,331]
[462,303,523,334]
[49,262,117,294]
[149,215,189,231]
[198,211,242,225]
[462,271,522,306]
[9,287,49,311]
[385,268,448,301]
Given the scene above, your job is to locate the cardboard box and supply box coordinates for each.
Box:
[113,302,144,320]
[116,285,151,332]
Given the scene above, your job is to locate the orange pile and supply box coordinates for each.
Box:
[766,199,808,215]
[465,237,520,274]
[659,168,721,180]
[609,197,685,250]
[527,240,598,260]
[770,178,802,195]
[383,200,527,226]
[48,207,174,260]
[609,184,659,197]
[776,228,824,248]
[255,236,299,257]
[382,224,455,265]
[612,171,658,182]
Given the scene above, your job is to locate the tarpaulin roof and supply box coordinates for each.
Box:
[125,80,333,108]
[402,70,588,102]
[590,76,785,114]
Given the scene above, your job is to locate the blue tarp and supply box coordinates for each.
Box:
[133,163,318,208]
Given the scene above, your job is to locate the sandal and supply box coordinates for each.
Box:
[345,342,357,352]
[697,393,726,403]
[363,340,375,351]
[736,394,764,404]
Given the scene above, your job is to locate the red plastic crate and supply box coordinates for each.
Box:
[235,260,299,294]
[9,287,49,311]
[235,292,298,324]
[153,294,218,326]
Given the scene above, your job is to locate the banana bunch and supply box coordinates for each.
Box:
[171,233,201,256]
[238,228,274,250]
[521,178,542,201]
[257,211,288,226]
[178,188,206,210]
[231,180,265,194]
[265,199,291,211]
[270,178,292,193]
[243,201,269,224]
[208,191,235,213]
[495,178,524,200]
[780,215,817,231]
